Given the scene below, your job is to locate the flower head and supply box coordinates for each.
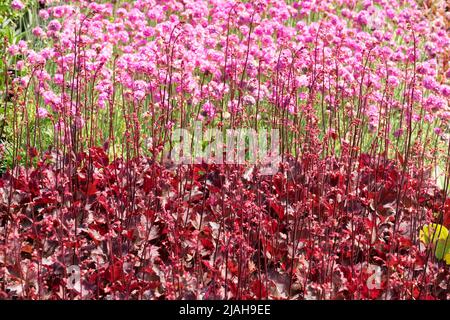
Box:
[11,0,25,11]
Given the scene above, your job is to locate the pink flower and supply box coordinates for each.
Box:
[202,101,216,119]
[37,107,49,119]
[75,116,85,129]
[98,92,109,109]
[16,61,24,71]
[423,76,438,91]
[11,0,25,11]
[386,8,396,19]
[243,95,256,107]
[355,11,368,25]
[32,27,45,37]
[18,40,27,50]
[165,121,174,130]
[296,75,309,87]
[16,76,29,87]
[134,90,145,100]
[227,99,240,113]
[48,20,62,32]
[52,6,65,18]
[434,127,442,135]
[441,85,450,98]
[54,74,64,85]
[42,90,60,112]
[393,129,403,138]
[387,76,399,87]
[39,9,49,20]
[7,45,19,56]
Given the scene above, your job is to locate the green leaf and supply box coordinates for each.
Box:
[444,252,450,265]
[419,223,449,245]
[435,238,450,260]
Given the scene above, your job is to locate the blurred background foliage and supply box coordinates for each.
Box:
[0,0,40,173]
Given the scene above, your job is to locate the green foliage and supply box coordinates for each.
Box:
[419,223,449,245]
[0,0,38,172]
[0,0,26,24]
[419,224,450,265]
[435,239,450,261]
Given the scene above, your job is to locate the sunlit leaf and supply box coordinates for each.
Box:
[419,223,449,245]
[444,253,450,265]
[435,238,450,260]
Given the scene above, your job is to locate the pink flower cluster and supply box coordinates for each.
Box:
[11,0,25,11]
[8,0,449,138]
